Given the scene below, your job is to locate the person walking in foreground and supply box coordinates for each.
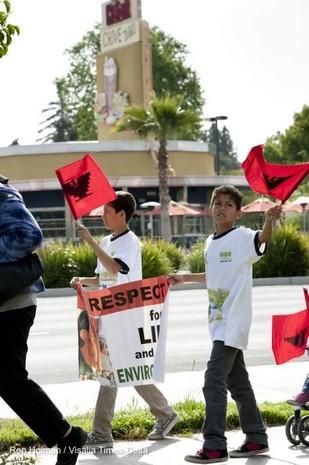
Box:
[70,191,178,450]
[0,175,87,465]
[170,185,282,463]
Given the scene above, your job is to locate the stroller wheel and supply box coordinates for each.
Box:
[285,415,301,445]
[297,415,309,446]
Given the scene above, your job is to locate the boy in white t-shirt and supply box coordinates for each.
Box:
[70,191,178,450]
[170,185,282,463]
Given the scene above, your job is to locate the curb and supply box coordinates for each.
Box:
[39,276,309,298]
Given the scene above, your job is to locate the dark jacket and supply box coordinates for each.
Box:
[0,182,44,293]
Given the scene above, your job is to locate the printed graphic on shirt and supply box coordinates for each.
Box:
[98,250,119,287]
[99,270,117,287]
[219,250,232,262]
[208,288,229,322]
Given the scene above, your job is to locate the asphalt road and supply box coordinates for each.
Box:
[26,285,308,385]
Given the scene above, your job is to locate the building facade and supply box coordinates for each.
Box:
[0,140,248,241]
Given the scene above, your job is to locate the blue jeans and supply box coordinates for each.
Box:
[202,341,268,449]
[0,306,70,447]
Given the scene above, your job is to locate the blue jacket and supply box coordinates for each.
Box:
[0,182,45,293]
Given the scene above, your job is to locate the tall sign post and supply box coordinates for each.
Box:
[96,0,153,140]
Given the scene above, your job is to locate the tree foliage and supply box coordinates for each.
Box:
[38,24,101,142]
[264,105,309,194]
[0,0,19,58]
[115,95,202,241]
[37,78,78,142]
[152,28,204,114]
[203,124,240,172]
[264,105,309,164]
[38,26,205,142]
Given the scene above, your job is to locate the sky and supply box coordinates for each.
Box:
[1,0,309,161]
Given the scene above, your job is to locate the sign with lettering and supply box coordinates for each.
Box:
[77,276,170,387]
[101,19,140,53]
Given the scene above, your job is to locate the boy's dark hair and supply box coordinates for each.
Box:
[108,191,136,222]
[210,185,243,211]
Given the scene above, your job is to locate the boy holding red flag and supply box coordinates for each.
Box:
[70,191,178,450]
[170,185,282,463]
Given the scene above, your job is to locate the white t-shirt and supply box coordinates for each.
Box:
[205,227,265,350]
[95,229,142,287]
[94,229,142,386]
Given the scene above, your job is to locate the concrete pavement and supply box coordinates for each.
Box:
[8,426,309,465]
[2,361,309,464]
[2,279,309,464]
[0,362,307,419]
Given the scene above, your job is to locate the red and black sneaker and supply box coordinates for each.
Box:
[184,448,228,463]
[229,441,269,458]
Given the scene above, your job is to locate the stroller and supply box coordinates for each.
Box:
[285,347,309,446]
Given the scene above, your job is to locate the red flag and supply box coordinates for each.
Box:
[272,289,309,364]
[242,145,309,203]
[55,153,116,220]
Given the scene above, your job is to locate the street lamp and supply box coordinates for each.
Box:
[205,115,228,176]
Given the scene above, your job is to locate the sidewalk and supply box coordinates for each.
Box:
[0,361,309,418]
[0,362,307,419]
[9,426,309,465]
[2,361,309,464]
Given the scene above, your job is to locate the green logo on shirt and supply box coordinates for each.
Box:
[219,250,232,262]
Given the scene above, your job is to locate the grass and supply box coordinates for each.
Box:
[0,399,296,452]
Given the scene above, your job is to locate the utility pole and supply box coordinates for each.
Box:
[206,116,228,175]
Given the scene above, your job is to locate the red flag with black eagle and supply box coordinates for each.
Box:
[272,288,309,364]
[242,145,309,203]
[55,153,116,220]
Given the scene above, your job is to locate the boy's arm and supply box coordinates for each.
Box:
[77,224,122,274]
[169,272,206,285]
[258,204,282,246]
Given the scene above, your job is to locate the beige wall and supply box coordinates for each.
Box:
[168,151,214,176]
[0,146,214,181]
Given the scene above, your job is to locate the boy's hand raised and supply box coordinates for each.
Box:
[265,204,282,221]
[76,223,93,244]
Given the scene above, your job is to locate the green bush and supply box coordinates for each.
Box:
[187,240,205,273]
[141,239,173,278]
[38,241,96,288]
[39,239,179,287]
[37,227,308,288]
[253,224,309,278]
[70,242,97,277]
[155,239,186,271]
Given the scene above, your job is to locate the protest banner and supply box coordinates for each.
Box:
[77,275,170,387]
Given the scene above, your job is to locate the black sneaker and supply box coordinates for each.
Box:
[56,426,88,465]
[229,441,269,458]
[184,448,228,463]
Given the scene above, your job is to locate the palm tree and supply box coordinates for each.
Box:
[115,95,201,241]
